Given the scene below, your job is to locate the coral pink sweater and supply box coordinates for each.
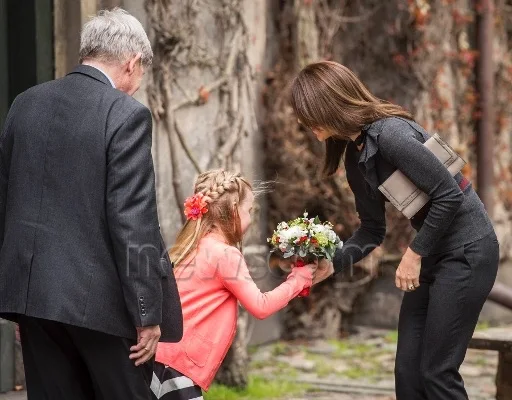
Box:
[155,233,312,390]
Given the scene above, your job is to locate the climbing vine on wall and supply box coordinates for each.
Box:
[264,0,512,338]
[145,0,260,387]
[146,0,257,222]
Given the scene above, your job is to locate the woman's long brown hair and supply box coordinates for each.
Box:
[290,61,414,175]
[170,170,252,267]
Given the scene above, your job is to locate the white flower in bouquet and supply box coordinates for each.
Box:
[279,226,308,243]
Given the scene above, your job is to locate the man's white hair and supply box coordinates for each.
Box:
[80,8,153,66]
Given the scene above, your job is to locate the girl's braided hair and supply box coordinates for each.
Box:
[170,169,252,266]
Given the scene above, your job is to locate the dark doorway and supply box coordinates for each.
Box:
[0,0,54,129]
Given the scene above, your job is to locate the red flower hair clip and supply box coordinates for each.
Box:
[184,193,209,220]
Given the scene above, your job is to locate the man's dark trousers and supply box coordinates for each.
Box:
[19,316,154,400]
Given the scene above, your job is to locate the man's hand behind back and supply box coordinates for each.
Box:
[129,325,161,366]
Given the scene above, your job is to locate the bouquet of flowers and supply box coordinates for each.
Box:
[268,212,342,297]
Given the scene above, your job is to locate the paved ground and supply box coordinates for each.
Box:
[0,327,500,400]
[0,392,390,400]
[263,327,498,400]
[0,392,25,400]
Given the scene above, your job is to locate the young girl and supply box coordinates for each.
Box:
[152,169,316,400]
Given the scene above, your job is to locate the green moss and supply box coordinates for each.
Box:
[327,339,350,353]
[475,357,488,367]
[325,339,376,358]
[304,353,322,361]
[249,359,275,369]
[274,361,298,375]
[352,343,373,355]
[314,360,336,378]
[271,342,292,356]
[205,376,309,400]
[384,330,399,343]
[343,366,366,380]
[250,359,299,379]
[342,365,380,380]
[475,321,490,331]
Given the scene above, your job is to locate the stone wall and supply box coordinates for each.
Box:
[124,0,282,346]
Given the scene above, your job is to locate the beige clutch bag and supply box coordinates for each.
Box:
[378,133,466,219]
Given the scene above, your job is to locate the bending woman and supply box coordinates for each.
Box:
[290,61,498,400]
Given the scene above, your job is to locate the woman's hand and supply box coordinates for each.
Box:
[304,260,319,278]
[313,259,334,285]
[396,248,421,292]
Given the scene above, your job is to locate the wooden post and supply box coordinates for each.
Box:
[496,351,512,400]
[54,0,68,78]
[53,0,82,77]
[475,0,495,218]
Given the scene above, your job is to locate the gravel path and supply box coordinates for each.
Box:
[256,327,498,400]
[1,327,500,400]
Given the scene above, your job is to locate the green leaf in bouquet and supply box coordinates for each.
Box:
[313,251,324,259]
[313,216,321,224]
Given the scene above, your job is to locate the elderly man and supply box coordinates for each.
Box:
[0,8,182,399]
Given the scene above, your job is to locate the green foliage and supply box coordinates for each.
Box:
[271,342,292,356]
[314,360,336,378]
[384,330,399,343]
[326,339,373,358]
[327,338,349,354]
[351,343,374,356]
[343,366,379,380]
[475,357,488,367]
[475,321,490,331]
[205,376,308,400]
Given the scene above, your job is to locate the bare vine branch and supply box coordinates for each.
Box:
[147,0,257,230]
[171,77,228,112]
[218,114,244,168]
[174,119,202,174]
[334,274,375,289]
[162,70,186,224]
